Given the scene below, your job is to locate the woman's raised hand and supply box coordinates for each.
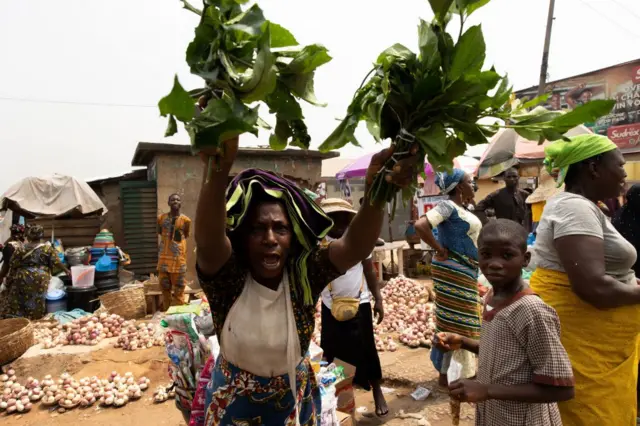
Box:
[198,136,239,173]
[196,95,239,173]
[365,144,419,189]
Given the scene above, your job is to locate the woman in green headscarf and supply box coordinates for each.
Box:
[530,134,640,425]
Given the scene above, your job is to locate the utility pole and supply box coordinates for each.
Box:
[538,0,556,97]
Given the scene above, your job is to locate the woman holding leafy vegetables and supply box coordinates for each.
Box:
[194,135,417,424]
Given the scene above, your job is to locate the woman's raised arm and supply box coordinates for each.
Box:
[195,137,238,276]
[329,146,418,273]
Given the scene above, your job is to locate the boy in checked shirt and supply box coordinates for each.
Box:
[434,219,574,425]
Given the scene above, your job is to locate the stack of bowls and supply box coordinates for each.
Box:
[90,230,120,297]
[93,229,115,249]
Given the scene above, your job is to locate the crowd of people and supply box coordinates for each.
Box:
[2,130,639,425]
[424,134,640,425]
[189,132,640,425]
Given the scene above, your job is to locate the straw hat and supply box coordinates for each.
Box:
[320,198,357,215]
[526,169,564,204]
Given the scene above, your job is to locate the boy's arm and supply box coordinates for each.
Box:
[449,380,574,403]
[460,336,480,355]
[487,383,574,402]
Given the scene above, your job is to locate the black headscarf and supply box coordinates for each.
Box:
[612,184,640,275]
[25,224,45,242]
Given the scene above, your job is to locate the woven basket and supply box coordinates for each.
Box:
[98,287,146,320]
[0,318,34,365]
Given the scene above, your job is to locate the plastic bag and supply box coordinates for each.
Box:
[448,356,462,426]
[208,336,220,361]
[48,276,64,292]
[320,384,339,426]
[95,254,113,272]
[447,350,474,426]
[447,356,462,385]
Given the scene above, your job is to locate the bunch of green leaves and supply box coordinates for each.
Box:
[320,0,614,210]
[158,0,332,152]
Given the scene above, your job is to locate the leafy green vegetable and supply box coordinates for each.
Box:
[159,0,331,153]
[320,0,615,216]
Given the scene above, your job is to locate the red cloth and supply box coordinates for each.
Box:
[189,355,215,426]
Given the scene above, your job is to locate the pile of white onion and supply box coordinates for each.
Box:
[96,372,150,408]
[153,385,175,403]
[0,369,39,414]
[1,370,151,414]
[114,322,164,351]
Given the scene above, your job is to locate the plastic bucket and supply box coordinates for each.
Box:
[71,265,96,288]
[66,286,98,313]
[95,277,120,290]
[46,296,67,314]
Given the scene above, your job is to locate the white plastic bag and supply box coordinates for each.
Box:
[208,336,220,360]
[320,384,338,426]
[447,356,462,385]
[48,276,64,292]
[447,350,475,426]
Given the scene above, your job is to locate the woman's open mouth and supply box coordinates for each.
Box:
[262,254,281,270]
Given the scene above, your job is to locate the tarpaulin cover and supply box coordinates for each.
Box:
[476,125,592,179]
[1,174,107,218]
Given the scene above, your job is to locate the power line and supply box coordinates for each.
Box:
[609,0,640,22]
[575,0,640,40]
[0,96,157,109]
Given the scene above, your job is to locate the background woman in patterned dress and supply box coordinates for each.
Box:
[0,224,25,283]
[194,136,417,425]
[414,168,482,386]
[0,225,68,320]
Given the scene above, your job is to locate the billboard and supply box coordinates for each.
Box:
[516,59,640,150]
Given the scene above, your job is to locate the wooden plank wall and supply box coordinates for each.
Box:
[120,181,158,276]
[28,217,102,248]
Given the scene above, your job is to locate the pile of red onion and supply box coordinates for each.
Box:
[311,275,436,352]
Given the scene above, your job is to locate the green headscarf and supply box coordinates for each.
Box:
[544,134,617,187]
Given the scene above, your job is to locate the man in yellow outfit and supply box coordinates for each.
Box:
[157,193,191,309]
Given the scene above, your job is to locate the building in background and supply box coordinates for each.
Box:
[88,143,337,283]
[517,58,640,183]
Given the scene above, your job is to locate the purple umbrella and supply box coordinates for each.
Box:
[335,153,474,180]
[335,153,375,180]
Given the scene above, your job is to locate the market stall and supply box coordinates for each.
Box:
[336,155,480,279]
[475,125,592,179]
[0,175,135,313]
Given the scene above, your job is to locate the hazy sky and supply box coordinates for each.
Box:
[1,0,639,192]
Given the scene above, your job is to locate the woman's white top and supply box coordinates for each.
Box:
[320,237,371,308]
[221,274,302,377]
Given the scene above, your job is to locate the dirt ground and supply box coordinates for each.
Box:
[1,342,473,426]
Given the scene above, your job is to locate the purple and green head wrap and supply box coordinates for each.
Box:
[225,169,334,305]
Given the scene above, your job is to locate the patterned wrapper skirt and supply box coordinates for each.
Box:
[429,250,481,375]
[204,355,320,426]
